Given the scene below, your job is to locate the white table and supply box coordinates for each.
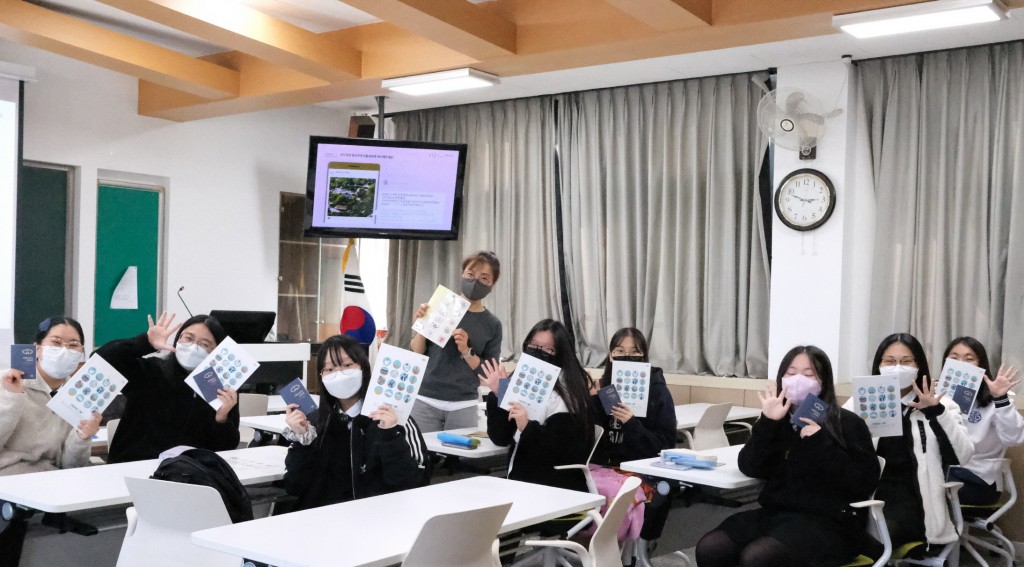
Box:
[0,446,287,514]
[674,403,762,430]
[267,394,320,414]
[193,475,605,567]
[619,444,761,490]
[421,427,507,459]
[240,414,289,435]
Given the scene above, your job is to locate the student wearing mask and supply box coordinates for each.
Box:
[0,317,100,566]
[410,251,503,432]
[847,333,974,553]
[282,334,429,510]
[941,336,1023,506]
[99,312,240,463]
[697,346,880,567]
[480,319,594,492]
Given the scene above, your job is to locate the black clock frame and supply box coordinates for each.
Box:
[774,168,837,232]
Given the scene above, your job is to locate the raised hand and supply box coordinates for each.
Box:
[147,312,182,352]
[986,364,1020,398]
[907,375,943,409]
[1,369,25,394]
[285,404,309,434]
[757,382,791,421]
[412,303,429,323]
[479,358,508,394]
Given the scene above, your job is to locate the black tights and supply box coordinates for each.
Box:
[695,529,806,567]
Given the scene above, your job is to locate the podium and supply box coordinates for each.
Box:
[239,343,312,393]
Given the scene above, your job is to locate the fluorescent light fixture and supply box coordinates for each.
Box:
[381,68,499,96]
[834,0,1005,38]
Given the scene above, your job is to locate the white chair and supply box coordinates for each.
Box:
[237,393,268,447]
[106,418,120,447]
[681,403,750,450]
[842,457,892,567]
[117,477,241,567]
[402,501,513,567]
[522,476,644,567]
[959,459,1017,567]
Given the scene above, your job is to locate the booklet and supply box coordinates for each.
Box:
[501,353,561,423]
[851,374,903,438]
[790,393,829,430]
[610,361,651,418]
[936,357,985,414]
[184,337,261,411]
[597,385,622,415]
[280,378,319,417]
[411,285,471,348]
[361,343,428,426]
[193,366,224,402]
[10,344,36,380]
[47,354,127,428]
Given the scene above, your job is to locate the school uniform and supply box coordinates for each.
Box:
[957,394,1024,505]
[588,366,677,466]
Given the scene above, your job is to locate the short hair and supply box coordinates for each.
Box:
[462,251,501,283]
[35,317,85,345]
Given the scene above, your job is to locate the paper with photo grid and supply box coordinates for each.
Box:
[936,358,985,414]
[411,285,470,348]
[361,343,428,426]
[851,374,903,438]
[500,353,561,423]
[47,354,127,428]
[610,361,651,418]
[184,337,261,411]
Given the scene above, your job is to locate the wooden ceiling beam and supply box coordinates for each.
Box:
[342,0,517,61]
[96,0,361,82]
[604,0,712,30]
[0,0,237,99]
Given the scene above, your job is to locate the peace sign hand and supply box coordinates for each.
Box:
[757,382,791,421]
[986,365,1020,398]
[147,312,182,352]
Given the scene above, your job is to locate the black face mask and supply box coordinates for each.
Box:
[523,346,556,364]
[461,277,492,301]
[611,355,646,363]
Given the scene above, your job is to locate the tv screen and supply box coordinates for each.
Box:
[304,136,467,240]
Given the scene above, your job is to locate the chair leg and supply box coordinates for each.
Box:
[966,535,1012,566]
[962,539,991,567]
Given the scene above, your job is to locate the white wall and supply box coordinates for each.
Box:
[0,75,20,365]
[2,40,345,351]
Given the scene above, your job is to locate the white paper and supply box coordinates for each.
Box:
[184,337,261,410]
[110,266,138,310]
[610,361,651,418]
[361,343,428,426]
[411,285,470,348]
[47,355,127,428]
[936,357,985,413]
[851,374,903,438]
[501,353,561,423]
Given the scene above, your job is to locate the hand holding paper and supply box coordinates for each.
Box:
[47,355,127,429]
[851,374,902,438]
[411,285,470,348]
[361,343,428,426]
[183,338,260,410]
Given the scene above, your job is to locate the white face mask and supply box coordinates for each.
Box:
[175,342,209,371]
[322,368,364,400]
[39,346,85,379]
[880,365,918,389]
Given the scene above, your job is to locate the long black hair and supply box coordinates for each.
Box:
[871,332,931,391]
[776,345,846,448]
[522,319,594,447]
[599,327,649,388]
[35,316,85,345]
[942,336,994,408]
[313,334,372,434]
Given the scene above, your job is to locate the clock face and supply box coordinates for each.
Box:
[774,169,836,231]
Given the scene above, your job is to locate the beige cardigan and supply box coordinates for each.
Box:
[0,369,91,476]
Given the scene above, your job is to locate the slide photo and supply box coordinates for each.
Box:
[326,161,379,219]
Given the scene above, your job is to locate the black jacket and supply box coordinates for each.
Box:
[100,334,240,464]
[283,411,430,510]
[589,367,677,466]
[486,392,590,493]
[739,408,880,523]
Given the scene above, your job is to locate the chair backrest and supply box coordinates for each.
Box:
[692,403,732,450]
[589,476,643,565]
[989,458,1017,523]
[106,418,120,447]
[117,477,239,567]
[402,501,513,567]
[587,425,605,464]
[237,393,269,417]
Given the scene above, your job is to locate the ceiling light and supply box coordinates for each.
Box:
[834,0,1006,39]
[381,68,499,96]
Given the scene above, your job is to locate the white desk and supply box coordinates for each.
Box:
[619,444,761,490]
[240,414,288,435]
[266,394,320,414]
[675,403,762,430]
[421,427,507,459]
[0,446,287,514]
[193,476,604,567]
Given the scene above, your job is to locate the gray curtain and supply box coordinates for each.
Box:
[556,74,771,376]
[386,98,562,357]
[860,42,1024,367]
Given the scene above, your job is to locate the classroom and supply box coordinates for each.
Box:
[2,1,1024,566]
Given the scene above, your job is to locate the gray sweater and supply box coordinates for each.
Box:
[418,309,502,402]
[0,370,91,476]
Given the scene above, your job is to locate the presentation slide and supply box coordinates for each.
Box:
[309,142,460,232]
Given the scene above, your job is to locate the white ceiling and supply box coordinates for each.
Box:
[21,1,1024,116]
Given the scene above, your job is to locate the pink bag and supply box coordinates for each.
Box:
[584,464,646,542]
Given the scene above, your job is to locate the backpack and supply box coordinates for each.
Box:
[150,448,254,523]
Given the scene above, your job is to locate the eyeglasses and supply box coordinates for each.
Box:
[43,336,84,351]
[463,269,494,286]
[880,357,916,367]
[321,361,361,375]
[611,348,644,357]
[178,333,215,352]
[526,342,556,356]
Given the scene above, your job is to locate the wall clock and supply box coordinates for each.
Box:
[774,168,836,231]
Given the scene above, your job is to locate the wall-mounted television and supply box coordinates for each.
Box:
[304,136,467,240]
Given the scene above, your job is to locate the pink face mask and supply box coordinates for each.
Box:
[781,374,822,405]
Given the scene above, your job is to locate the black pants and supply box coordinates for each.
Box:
[948,467,1000,507]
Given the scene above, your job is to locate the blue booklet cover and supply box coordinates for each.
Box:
[598,385,622,415]
[497,377,510,405]
[10,344,36,380]
[194,366,223,402]
[951,384,977,415]
[791,393,829,430]
[280,378,318,416]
